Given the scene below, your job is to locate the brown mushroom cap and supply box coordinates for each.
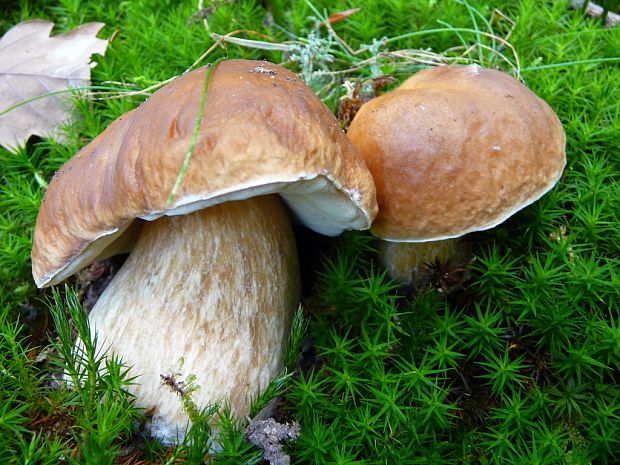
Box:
[347,64,566,242]
[32,59,377,287]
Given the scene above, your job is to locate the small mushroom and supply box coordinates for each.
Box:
[347,64,566,283]
[32,59,377,442]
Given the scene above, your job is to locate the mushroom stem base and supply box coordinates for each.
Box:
[86,195,300,443]
[379,238,466,284]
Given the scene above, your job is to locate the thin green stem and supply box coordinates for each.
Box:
[460,0,486,62]
[0,86,134,118]
[386,27,501,45]
[522,57,620,71]
[167,57,227,206]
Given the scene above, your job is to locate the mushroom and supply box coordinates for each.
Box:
[347,64,566,283]
[31,59,377,442]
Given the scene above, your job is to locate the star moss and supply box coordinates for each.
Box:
[1,0,619,463]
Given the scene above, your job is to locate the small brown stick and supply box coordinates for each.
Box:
[319,8,361,27]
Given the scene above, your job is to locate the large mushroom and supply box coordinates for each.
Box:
[32,59,377,442]
[347,64,566,283]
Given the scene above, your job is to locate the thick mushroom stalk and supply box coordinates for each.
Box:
[31,60,377,442]
[379,239,464,284]
[88,195,300,442]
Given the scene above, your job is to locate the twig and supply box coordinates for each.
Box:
[197,0,209,30]
[210,32,296,51]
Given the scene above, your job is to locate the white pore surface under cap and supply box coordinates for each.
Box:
[40,175,366,287]
[151,175,367,236]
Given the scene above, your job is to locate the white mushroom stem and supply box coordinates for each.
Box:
[86,195,300,443]
[379,238,466,284]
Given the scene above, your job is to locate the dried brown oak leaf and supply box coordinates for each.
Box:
[0,20,108,152]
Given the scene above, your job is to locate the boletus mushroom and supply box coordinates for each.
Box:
[32,59,377,442]
[347,64,566,283]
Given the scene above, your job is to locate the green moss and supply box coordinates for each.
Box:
[1,0,619,463]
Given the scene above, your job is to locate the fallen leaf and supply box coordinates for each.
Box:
[0,20,108,152]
